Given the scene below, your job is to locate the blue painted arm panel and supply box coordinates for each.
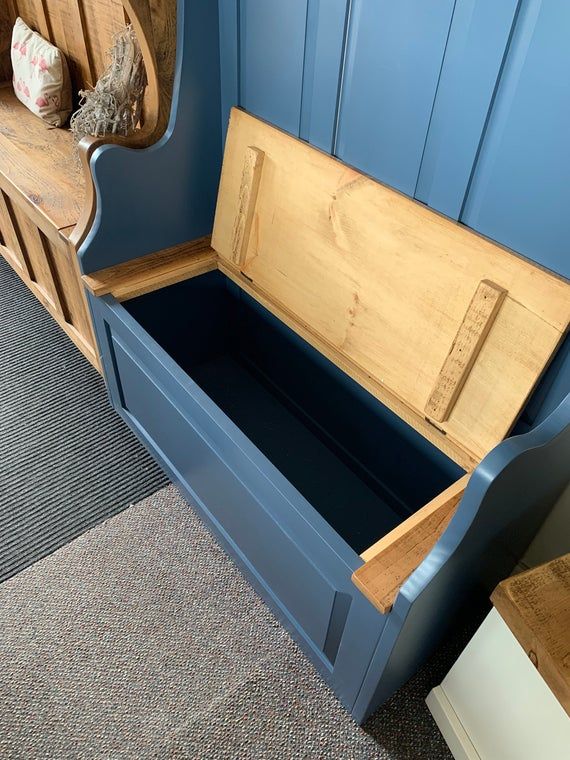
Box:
[415,0,520,219]
[335,0,455,196]
[79,0,222,274]
[354,392,570,722]
[460,0,570,279]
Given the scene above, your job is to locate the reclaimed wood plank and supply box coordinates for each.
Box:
[492,554,570,717]
[232,146,265,267]
[426,280,507,423]
[82,237,217,301]
[352,475,469,613]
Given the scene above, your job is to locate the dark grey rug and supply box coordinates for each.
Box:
[0,256,167,581]
[0,484,474,759]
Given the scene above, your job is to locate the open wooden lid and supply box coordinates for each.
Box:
[212,109,570,470]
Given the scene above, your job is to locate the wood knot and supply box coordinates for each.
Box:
[348,291,360,318]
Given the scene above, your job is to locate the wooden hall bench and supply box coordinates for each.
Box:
[0,0,175,369]
[84,107,570,722]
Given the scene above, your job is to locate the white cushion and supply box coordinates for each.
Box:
[11,17,72,127]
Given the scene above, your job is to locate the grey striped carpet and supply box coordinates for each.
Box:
[0,256,167,581]
[0,256,468,757]
[0,484,464,759]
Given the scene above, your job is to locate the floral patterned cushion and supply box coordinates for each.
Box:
[11,17,72,127]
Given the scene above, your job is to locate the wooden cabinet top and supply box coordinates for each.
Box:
[492,553,570,717]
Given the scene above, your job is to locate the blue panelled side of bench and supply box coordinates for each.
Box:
[78,0,222,274]
[353,392,570,723]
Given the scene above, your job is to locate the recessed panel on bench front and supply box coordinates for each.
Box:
[0,188,97,365]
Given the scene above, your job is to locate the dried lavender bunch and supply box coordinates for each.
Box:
[70,24,147,144]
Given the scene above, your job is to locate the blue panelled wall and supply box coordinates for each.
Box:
[219,0,569,281]
[219,0,570,423]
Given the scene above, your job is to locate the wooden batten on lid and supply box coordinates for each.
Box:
[212,108,570,471]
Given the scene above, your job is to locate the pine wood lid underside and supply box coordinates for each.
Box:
[212,109,570,468]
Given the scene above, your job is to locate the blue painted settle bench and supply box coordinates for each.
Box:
[81,73,570,723]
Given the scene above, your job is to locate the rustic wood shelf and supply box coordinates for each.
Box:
[492,553,570,716]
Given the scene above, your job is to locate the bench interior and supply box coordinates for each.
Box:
[125,271,465,554]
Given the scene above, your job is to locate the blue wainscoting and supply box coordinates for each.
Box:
[219,0,348,152]
[335,0,456,195]
[239,0,308,136]
[460,0,570,279]
[299,0,348,151]
[415,0,520,219]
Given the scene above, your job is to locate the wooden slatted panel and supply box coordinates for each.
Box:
[42,232,95,345]
[11,0,123,92]
[43,0,95,91]
[11,201,59,310]
[145,0,176,138]
[80,0,125,84]
[0,190,30,275]
[12,0,51,38]
[213,109,570,466]
[0,1,15,81]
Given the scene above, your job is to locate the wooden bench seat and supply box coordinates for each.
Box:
[0,85,84,231]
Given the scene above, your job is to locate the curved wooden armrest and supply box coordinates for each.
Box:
[82,236,216,301]
[352,474,470,614]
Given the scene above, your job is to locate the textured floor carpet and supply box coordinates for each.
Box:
[0,484,478,759]
[0,257,168,581]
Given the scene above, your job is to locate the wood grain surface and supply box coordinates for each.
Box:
[492,554,570,717]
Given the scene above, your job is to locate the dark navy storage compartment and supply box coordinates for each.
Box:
[124,271,464,555]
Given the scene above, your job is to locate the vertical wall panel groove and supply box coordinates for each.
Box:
[414,0,521,220]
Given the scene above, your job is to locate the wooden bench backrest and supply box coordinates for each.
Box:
[0,0,175,140]
[4,0,128,92]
